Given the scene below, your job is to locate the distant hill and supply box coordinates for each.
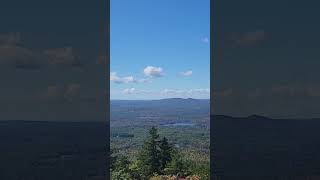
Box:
[212,114,320,121]
[111,98,209,108]
[111,98,210,127]
[152,98,208,102]
[111,99,209,113]
[212,114,320,178]
[211,114,271,120]
[111,98,209,103]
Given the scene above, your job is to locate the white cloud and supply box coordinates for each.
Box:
[0,45,45,69]
[110,72,136,84]
[110,72,149,84]
[137,78,151,83]
[111,66,162,85]
[143,66,164,77]
[0,33,82,70]
[114,88,210,99]
[161,89,185,95]
[201,36,209,43]
[161,88,210,97]
[123,88,135,94]
[188,88,210,94]
[122,76,136,83]
[119,88,153,95]
[110,72,119,82]
[43,47,80,66]
[180,70,193,77]
[119,88,210,96]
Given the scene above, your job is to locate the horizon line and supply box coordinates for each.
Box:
[110,97,210,101]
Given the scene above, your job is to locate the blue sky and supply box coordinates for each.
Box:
[0,1,106,121]
[211,0,320,118]
[110,0,210,100]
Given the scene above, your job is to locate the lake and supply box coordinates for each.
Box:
[162,122,195,127]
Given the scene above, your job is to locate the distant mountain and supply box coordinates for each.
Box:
[112,98,208,110]
[152,98,208,104]
[246,114,271,120]
[111,98,210,127]
[111,98,209,108]
[212,113,320,178]
[212,114,320,121]
[111,98,209,102]
[155,98,208,101]
[211,114,271,120]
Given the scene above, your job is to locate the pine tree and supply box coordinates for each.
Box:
[164,152,191,177]
[159,137,173,171]
[111,155,132,180]
[136,127,161,178]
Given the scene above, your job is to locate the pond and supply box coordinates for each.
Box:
[162,122,195,127]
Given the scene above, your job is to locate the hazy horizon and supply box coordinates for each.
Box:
[110,97,210,101]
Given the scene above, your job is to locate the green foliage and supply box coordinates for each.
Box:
[111,155,132,180]
[114,155,130,171]
[159,137,173,171]
[164,151,191,177]
[111,168,132,180]
[189,161,210,180]
[111,127,210,180]
[136,127,161,178]
[128,160,146,180]
[150,175,202,180]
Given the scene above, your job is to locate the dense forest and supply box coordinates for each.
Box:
[111,127,209,180]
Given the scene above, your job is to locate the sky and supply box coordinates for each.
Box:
[2,0,320,119]
[212,0,320,118]
[110,0,210,100]
[0,0,107,121]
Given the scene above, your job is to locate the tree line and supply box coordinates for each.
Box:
[111,127,209,180]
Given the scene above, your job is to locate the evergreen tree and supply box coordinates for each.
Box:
[136,127,161,178]
[159,137,173,171]
[128,160,143,180]
[112,168,131,180]
[110,149,118,170]
[189,161,210,180]
[111,155,132,180]
[164,152,191,177]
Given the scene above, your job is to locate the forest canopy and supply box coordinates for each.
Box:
[111,127,210,180]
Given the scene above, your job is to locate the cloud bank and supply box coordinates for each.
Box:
[119,88,210,99]
[0,33,83,70]
[110,72,150,84]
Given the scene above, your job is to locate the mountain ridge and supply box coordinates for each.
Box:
[111,98,210,101]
